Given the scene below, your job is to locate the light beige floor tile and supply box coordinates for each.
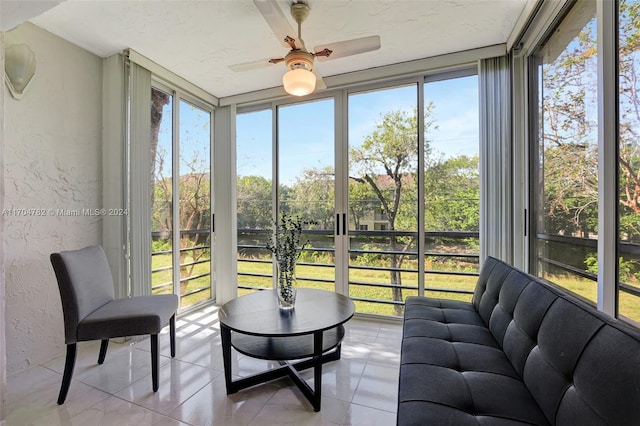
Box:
[6,367,111,426]
[344,320,380,338]
[299,358,366,402]
[366,337,401,367]
[75,347,170,394]
[7,303,400,425]
[42,339,136,376]
[115,358,220,415]
[340,339,375,364]
[249,387,349,426]
[69,396,189,426]
[172,336,226,371]
[351,364,398,413]
[377,323,404,341]
[341,403,397,426]
[7,365,60,403]
[172,374,279,426]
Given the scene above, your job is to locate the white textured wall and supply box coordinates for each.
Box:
[4,23,102,373]
[1,28,7,426]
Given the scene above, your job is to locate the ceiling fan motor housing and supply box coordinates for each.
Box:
[285,50,314,72]
[291,2,310,25]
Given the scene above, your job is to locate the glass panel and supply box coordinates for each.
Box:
[423,75,480,302]
[348,85,419,316]
[178,99,211,308]
[277,99,335,292]
[151,87,174,295]
[618,0,640,324]
[236,109,273,295]
[533,0,598,303]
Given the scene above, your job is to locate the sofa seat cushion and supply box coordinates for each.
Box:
[398,364,550,426]
[399,296,549,426]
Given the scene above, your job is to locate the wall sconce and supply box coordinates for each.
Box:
[5,43,36,100]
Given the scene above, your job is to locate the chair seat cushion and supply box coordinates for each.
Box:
[77,294,178,341]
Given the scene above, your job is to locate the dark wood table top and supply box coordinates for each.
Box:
[218,288,355,337]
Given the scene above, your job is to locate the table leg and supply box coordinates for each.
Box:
[220,324,234,394]
[312,330,323,412]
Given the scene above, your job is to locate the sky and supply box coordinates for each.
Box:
[237,75,479,185]
[155,95,211,178]
[156,75,479,185]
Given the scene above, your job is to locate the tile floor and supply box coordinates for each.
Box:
[6,304,403,425]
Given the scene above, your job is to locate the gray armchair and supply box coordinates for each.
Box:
[50,245,178,404]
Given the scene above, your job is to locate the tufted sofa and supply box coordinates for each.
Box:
[397,256,640,425]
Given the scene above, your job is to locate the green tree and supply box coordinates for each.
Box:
[348,179,379,230]
[349,106,436,315]
[539,15,599,239]
[290,166,335,229]
[424,154,480,232]
[237,175,272,229]
[152,150,210,295]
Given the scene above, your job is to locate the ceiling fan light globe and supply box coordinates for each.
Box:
[283,68,316,96]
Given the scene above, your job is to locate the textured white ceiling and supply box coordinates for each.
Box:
[23,0,530,98]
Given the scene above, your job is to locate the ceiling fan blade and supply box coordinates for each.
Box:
[314,69,327,90]
[254,0,296,49]
[314,35,381,62]
[228,58,277,72]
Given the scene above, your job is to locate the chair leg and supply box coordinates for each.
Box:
[170,314,176,357]
[57,343,77,405]
[98,339,109,364]
[151,334,159,392]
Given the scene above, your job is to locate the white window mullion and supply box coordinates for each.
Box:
[172,93,181,301]
[335,90,349,297]
[596,0,618,316]
[417,79,426,297]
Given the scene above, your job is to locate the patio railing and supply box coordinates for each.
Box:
[237,228,480,315]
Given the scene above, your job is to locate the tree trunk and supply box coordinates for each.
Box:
[389,235,404,316]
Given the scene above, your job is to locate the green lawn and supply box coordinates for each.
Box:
[151,253,211,308]
[238,258,476,316]
[152,253,640,324]
[550,275,640,325]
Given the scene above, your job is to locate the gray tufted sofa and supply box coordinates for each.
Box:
[397,256,640,425]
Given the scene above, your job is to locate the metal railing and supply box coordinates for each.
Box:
[237,228,480,313]
[536,233,640,298]
[151,230,212,305]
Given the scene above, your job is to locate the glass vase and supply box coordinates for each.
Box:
[277,263,297,310]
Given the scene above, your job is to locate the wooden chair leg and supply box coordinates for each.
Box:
[151,334,159,392]
[57,343,77,405]
[98,339,109,364]
[170,315,176,357]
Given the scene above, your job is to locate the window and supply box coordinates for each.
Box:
[235,71,479,317]
[531,0,598,303]
[151,85,213,310]
[423,74,479,299]
[618,0,640,324]
[348,84,420,316]
[236,109,273,294]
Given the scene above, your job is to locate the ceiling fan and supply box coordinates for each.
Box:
[229,0,381,96]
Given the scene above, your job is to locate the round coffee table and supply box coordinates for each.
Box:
[218,288,355,411]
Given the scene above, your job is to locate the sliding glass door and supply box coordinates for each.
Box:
[235,72,479,317]
[151,85,214,310]
[347,84,420,316]
[277,98,336,291]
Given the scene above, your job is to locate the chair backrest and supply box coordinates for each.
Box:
[51,245,115,344]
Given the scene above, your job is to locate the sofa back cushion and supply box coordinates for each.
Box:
[477,257,640,425]
[472,257,512,324]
